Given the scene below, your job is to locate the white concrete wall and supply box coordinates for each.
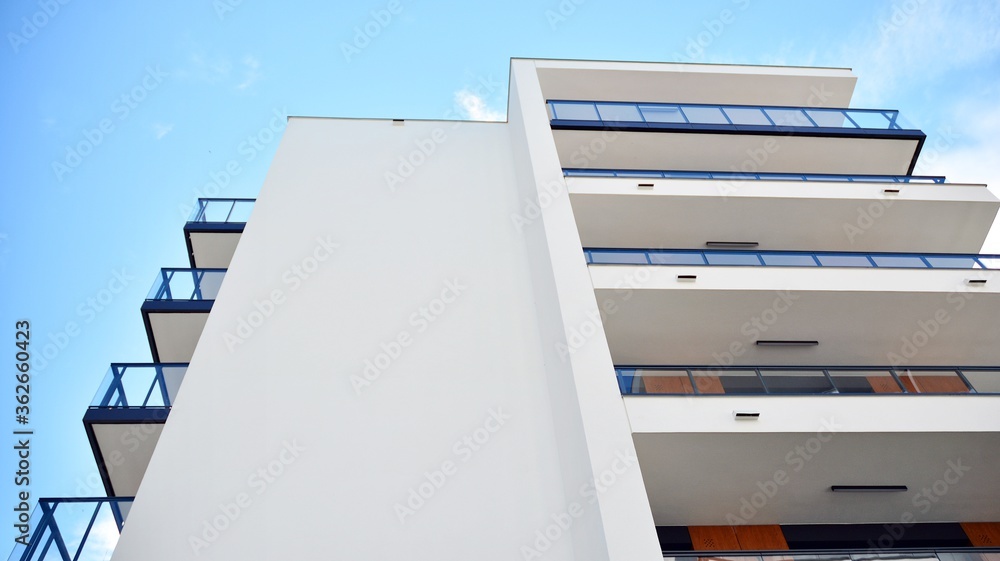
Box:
[508,59,662,561]
[113,117,595,560]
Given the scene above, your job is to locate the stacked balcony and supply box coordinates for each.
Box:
[541,68,1000,535]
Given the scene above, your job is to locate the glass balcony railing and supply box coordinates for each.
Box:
[7,497,131,561]
[664,551,1000,561]
[146,268,226,302]
[563,168,946,183]
[547,100,917,133]
[90,363,188,409]
[618,366,1000,396]
[187,198,255,224]
[585,249,1000,270]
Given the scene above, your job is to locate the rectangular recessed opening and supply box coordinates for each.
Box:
[706,241,759,248]
[883,188,901,194]
[831,485,908,492]
[637,183,654,189]
[676,275,697,281]
[967,279,988,285]
[733,411,760,420]
[392,119,404,126]
[756,340,819,347]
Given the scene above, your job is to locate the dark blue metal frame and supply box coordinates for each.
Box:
[11,497,133,561]
[584,248,1000,270]
[184,198,254,268]
[547,100,927,175]
[563,168,946,183]
[141,268,223,363]
[616,365,997,396]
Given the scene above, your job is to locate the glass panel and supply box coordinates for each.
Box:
[663,171,712,179]
[196,271,226,300]
[648,252,706,265]
[723,107,771,125]
[852,554,938,561]
[765,554,853,561]
[896,369,970,394]
[976,256,1000,269]
[765,108,814,127]
[638,104,686,123]
[587,251,647,265]
[816,254,874,267]
[870,255,929,268]
[761,253,819,267]
[549,102,599,121]
[961,370,1000,393]
[924,256,981,269]
[829,370,901,394]
[228,201,254,222]
[77,503,122,561]
[757,173,803,181]
[759,369,835,394]
[634,369,693,394]
[939,551,1000,561]
[681,106,729,124]
[595,103,642,123]
[806,109,850,127]
[199,201,235,222]
[625,170,667,177]
[698,369,764,394]
[845,110,892,129]
[705,252,762,265]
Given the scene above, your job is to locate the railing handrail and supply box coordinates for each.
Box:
[548,98,904,115]
[585,248,1000,270]
[563,168,947,183]
[12,497,134,561]
[617,366,999,395]
[91,363,189,408]
[548,99,914,132]
[187,198,256,223]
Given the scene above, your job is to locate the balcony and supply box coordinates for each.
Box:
[587,250,999,367]
[567,174,998,254]
[547,100,926,176]
[184,198,254,268]
[141,268,224,362]
[83,363,185,496]
[618,366,1000,396]
[7,497,131,561]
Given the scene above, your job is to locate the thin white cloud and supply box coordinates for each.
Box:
[454,89,504,121]
[152,123,174,140]
[842,0,1000,105]
[236,55,262,91]
[916,98,1000,252]
[186,52,232,83]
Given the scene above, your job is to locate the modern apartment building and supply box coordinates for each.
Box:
[11,58,1000,560]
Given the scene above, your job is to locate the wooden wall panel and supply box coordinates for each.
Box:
[688,526,740,550]
[643,375,693,394]
[735,525,789,549]
[962,522,1000,546]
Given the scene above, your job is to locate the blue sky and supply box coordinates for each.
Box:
[1,0,999,548]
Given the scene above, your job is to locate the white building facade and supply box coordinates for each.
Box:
[13,58,1000,560]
